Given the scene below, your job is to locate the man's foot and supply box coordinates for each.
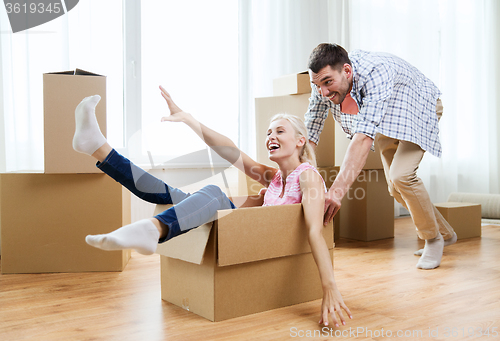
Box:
[414,232,457,256]
[416,233,444,269]
[73,95,106,155]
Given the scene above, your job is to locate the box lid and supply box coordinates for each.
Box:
[216,204,333,267]
[435,202,481,208]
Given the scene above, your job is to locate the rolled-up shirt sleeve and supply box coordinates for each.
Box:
[305,86,330,145]
[353,64,392,140]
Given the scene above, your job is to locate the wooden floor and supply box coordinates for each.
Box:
[1,217,499,341]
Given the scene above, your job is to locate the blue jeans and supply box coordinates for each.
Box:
[97,149,236,242]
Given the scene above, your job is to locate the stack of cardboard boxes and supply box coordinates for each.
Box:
[0,70,131,274]
[239,71,394,242]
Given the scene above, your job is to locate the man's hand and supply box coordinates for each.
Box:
[323,186,343,225]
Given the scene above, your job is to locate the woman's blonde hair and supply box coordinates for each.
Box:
[270,113,317,168]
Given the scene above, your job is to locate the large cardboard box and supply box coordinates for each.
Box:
[43,69,106,174]
[335,125,384,169]
[435,202,482,239]
[155,198,334,322]
[273,71,311,96]
[0,173,131,274]
[238,166,341,241]
[255,94,335,168]
[338,169,394,241]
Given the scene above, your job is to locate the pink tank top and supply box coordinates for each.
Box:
[263,163,326,206]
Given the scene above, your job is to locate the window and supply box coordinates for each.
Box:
[124,0,239,167]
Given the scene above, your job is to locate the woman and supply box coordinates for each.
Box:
[73,86,352,327]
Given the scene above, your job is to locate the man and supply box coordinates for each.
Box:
[305,43,457,270]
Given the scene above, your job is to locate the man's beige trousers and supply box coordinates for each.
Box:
[376,99,455,240]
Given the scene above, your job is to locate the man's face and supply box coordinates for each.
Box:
[309,64,352,105]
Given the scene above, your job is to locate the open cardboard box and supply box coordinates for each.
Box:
[43,68,106,174]
[155,195,334,322]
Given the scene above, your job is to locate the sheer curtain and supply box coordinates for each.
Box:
[0,0,123,172]
[349,0,499,202]
[238,0,336,158]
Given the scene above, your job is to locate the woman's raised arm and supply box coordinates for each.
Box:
[159,86,276,187]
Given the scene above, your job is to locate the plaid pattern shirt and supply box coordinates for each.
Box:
[305,50,443,157]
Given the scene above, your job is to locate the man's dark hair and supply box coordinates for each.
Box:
[308,43,351,73]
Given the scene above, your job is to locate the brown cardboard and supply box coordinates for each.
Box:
[435,202,482,239]
[43,69,106,174]
[273,71,311,96]
[157,200,334,321]
[335,125,384,169]
[338,169,394,241]
[255,94,335,168]
[0,173,131,274]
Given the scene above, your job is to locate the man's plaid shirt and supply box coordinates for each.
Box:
[305,50,443,157]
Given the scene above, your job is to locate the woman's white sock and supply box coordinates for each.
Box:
[73,95,106,155]
[416,233,444,269]
[85,219,160,255]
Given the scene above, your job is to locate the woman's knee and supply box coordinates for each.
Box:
[200,184,224,196]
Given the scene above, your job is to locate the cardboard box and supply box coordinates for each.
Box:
[338,169,394,241]
[255,94,335,168]
[155,198,334,322]
[0,173,131,274]
[335,125,384,169]
[43,69,106,174]
[273,71,311,96]
[435,202,482,239]
[238,166,341,241]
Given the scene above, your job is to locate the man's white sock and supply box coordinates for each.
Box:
[414,232,457,256]
[73,95,106,155]
[416,233,444,270]
[85,219,160,255]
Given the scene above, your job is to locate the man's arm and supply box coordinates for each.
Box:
[323,133,373,224]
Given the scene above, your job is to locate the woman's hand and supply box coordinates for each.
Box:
[159,86,190,123]
[319,283,352,327]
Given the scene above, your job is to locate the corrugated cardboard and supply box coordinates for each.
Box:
[335,125,384,169]
[156,199,334,321]
[273,71,311,96]
[255,94,335,168]
[435,202,482,239]
[43,69,106,174]
[0,173,131,274]
[338,169,394,241]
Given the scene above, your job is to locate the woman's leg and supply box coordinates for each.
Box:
[74,96,236,254]
[86,184,236,254]
[73,95,190,205]
[155,184,236,242]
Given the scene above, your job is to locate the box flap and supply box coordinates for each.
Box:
[75,68,104,77]
[45,70,75,75]
[154,204,213,265]
[44,69,104,77]
[217,204,333,267]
